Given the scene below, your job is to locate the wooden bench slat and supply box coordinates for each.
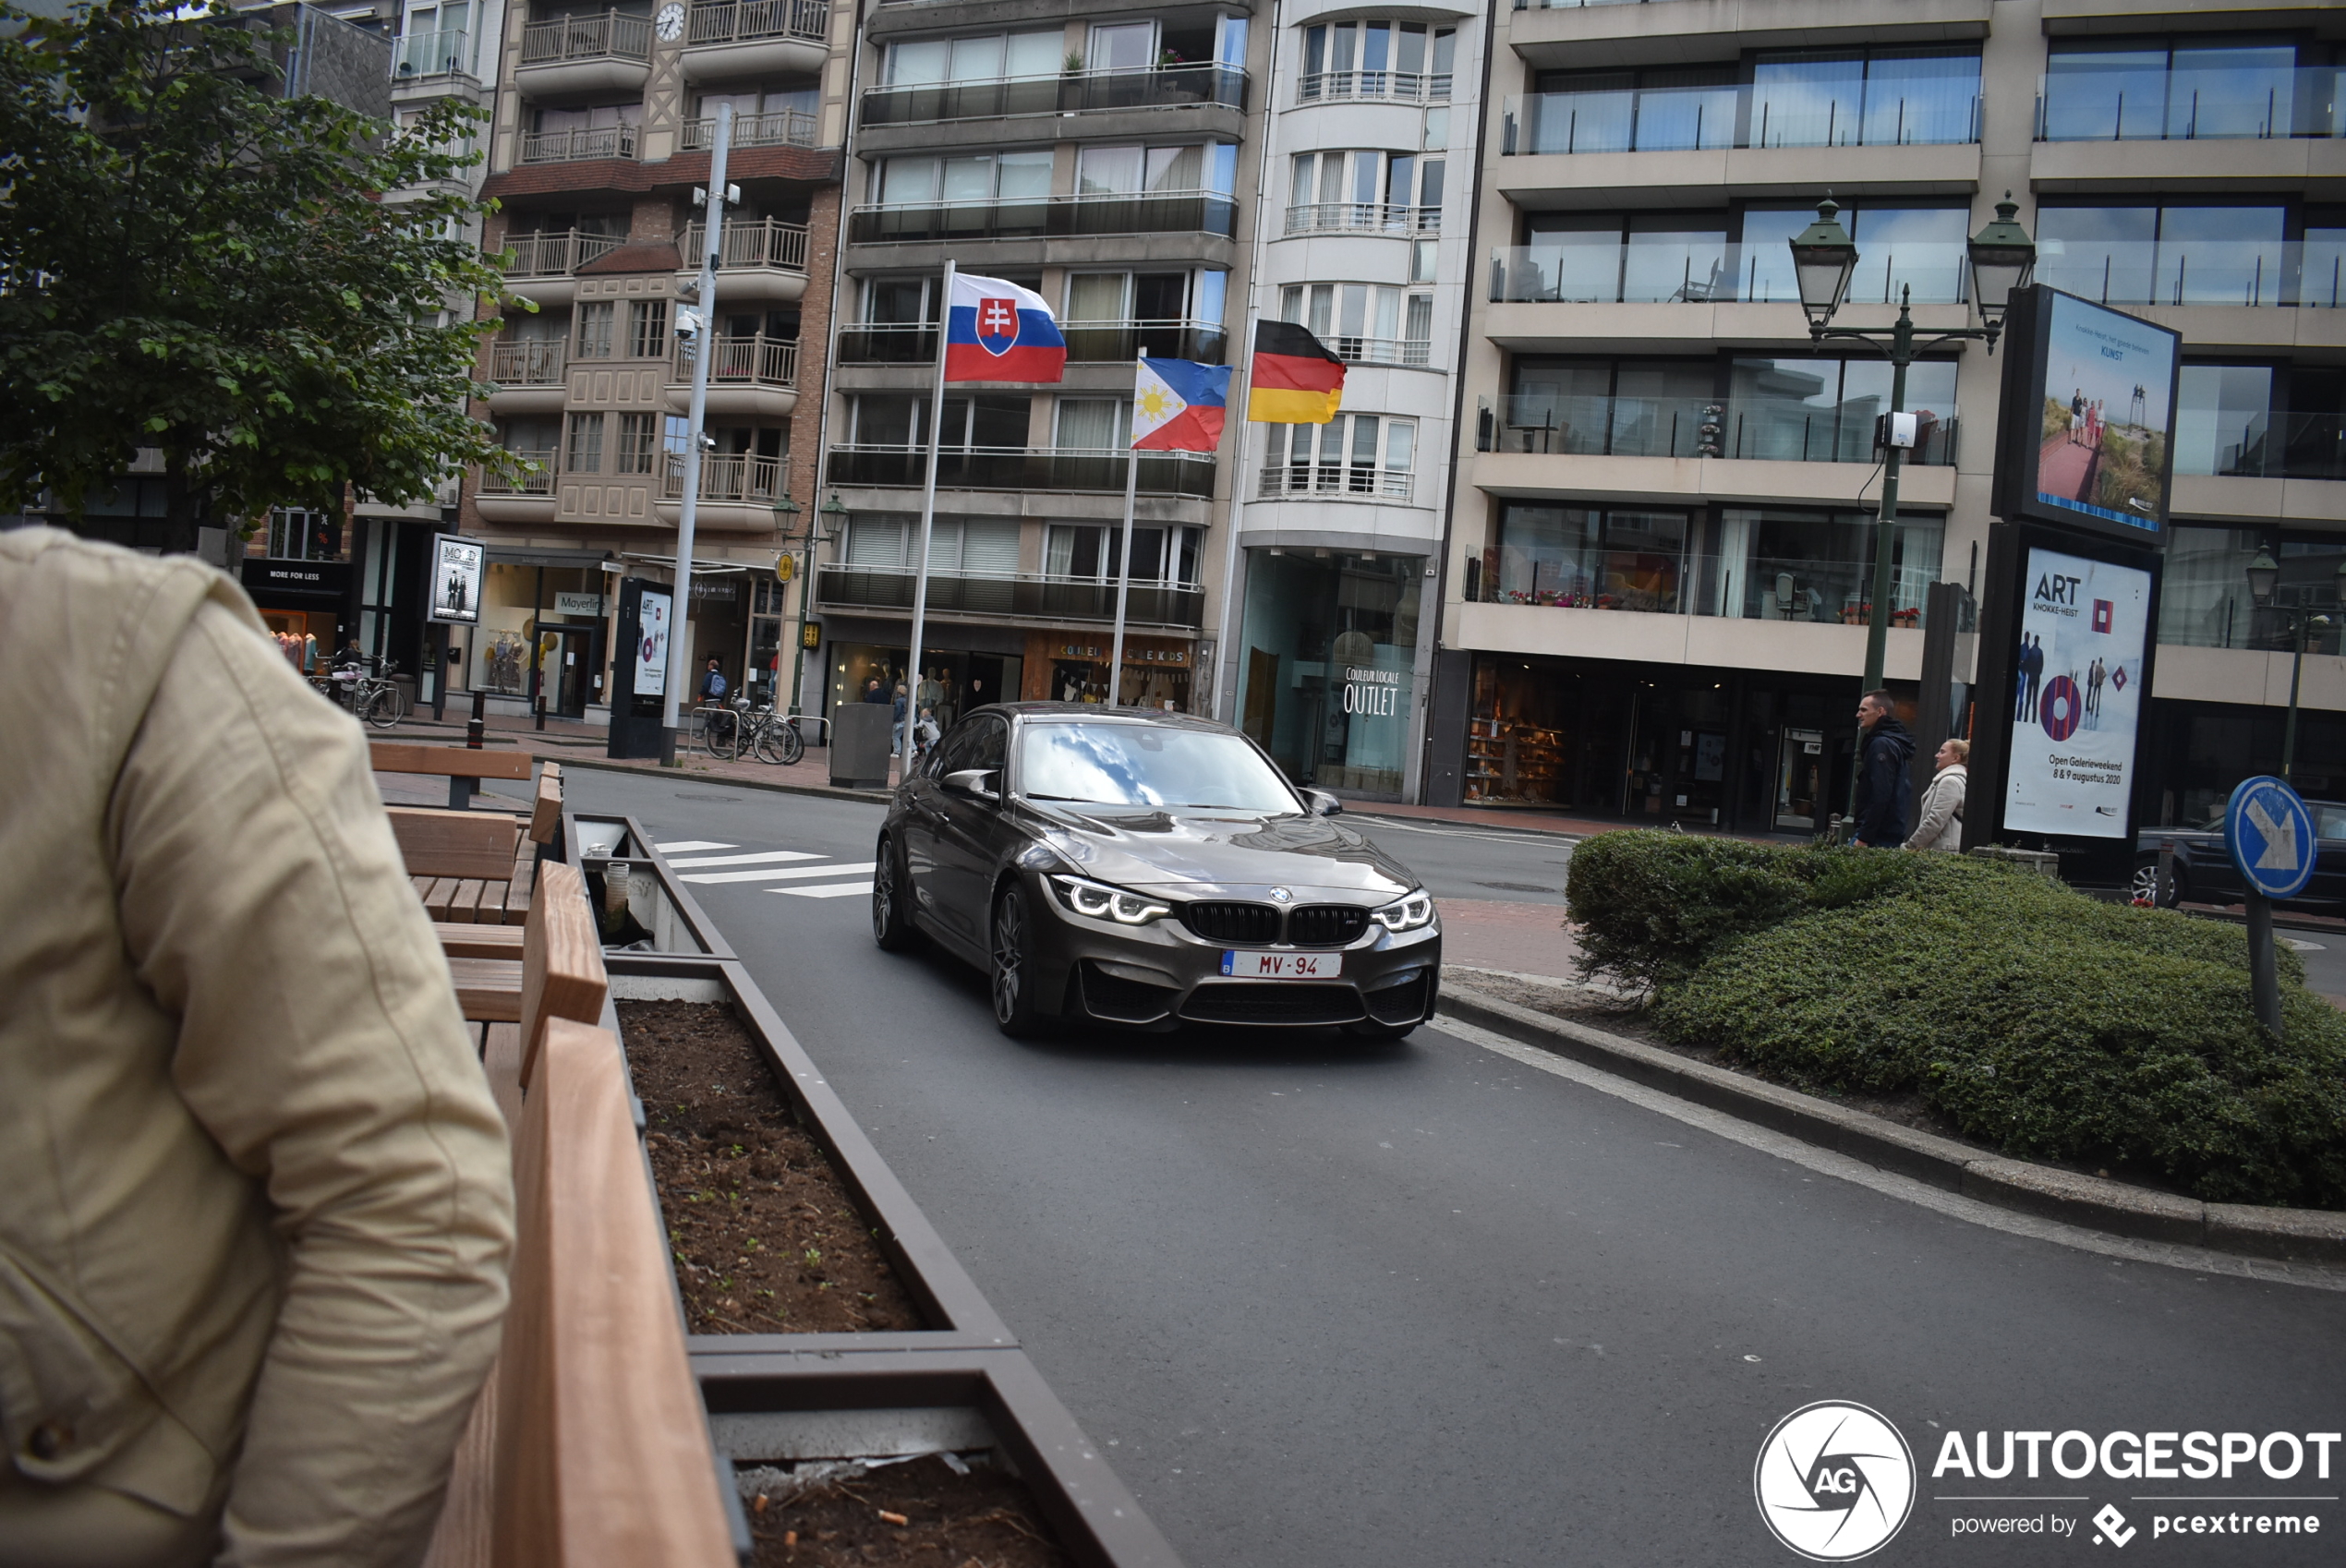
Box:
[420,878,456,921]
[519,862,606,1092]
[449,879,486,923]
[391,807,521,882]
[436,922,526,959]
[449,957,524,1023]
[371,742,534,780]
[530,762,563,847]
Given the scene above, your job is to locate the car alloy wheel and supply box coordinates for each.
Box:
[991,885,1039,1037]
[872,838,916,951]
[2130,858,2183,908]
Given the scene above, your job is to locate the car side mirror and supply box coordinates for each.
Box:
[944,768,1000,802]
[1305,789,1343,817]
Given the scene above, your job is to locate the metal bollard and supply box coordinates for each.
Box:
[466,689,486,750]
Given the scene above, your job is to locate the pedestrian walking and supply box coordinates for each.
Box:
[699,656,728,704]
[1904,738,1968,852]
[862,675,889,704]
[1849,688,1915,848]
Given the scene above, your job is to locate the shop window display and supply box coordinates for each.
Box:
[1236,551,1423,796]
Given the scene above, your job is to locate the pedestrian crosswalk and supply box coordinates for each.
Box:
[653,839,874,899]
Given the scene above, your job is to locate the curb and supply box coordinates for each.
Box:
[550,753,895,807]
[1435,985,2346,1265]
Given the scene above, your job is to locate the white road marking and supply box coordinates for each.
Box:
[779,881,873,899]
[668,850,827,868]
[678,861,877,886]
[1424,1014,2346,1293]
[1351,816,1581,848]
[655,839,735,853]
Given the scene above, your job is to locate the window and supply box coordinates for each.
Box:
[1288,151,1441,232]
[1507,212,1731,304]
[2042,38,2307,142]
[1260,415,1416,499]
[1278,283,1435,367]
[267,509,339,560]
[693,82,818,143]
[851,392,1030,447]
[1495,359,1715,457]
[1493,506,1688,611]
[1748,47,1980,148]
[1045,525,1201,582]
[1077,144,1204,195]
[883,30,1059,84]
[1053,399,1129,450]
[1726,357,1958,465]
[615,413,658,475]
[627,299,668,358]
[1089,21,1155,72]
[1719,508,1943,624]
[877,150,1053,205]
[844,516,1021,573]
[574,301,614,359]
[1731,205,1970,306]
[1299,21,1457,102]
[2035,203,2310,308]
[565,413,605,474]
[2174,363,2346,479]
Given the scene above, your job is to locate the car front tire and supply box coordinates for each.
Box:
[990,883,1042,1038]
[872,836,918,951]
[2130,855,2185,909]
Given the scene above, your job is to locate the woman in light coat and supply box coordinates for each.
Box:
[1905,738,1968,852]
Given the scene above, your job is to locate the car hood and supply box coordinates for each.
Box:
[1020,802,1421,900]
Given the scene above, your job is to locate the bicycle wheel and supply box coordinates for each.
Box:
[362,687,404,730]
[707,711,740,762]
[777,722,804,766]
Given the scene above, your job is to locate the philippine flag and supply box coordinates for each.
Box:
[1131,357,1232,452]
[944,272,1066,383]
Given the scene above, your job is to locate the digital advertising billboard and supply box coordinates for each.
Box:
[426,534,483,626]
[2002,545,2152,840]
[1992,286,2181,548]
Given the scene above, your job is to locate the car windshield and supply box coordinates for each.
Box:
[1017,722,1301,812]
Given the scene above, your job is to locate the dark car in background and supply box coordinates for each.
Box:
[2134,799,2346,909]
[871,704,1441,1038]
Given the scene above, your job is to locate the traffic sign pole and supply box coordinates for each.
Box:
[2223,774,2314,1043]
[2246,895,2282,1039]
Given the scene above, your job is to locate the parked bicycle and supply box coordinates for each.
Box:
[351,659,406,730]
[699,694,804,766]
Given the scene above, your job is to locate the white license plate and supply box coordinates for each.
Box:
[1220,950,1342,980]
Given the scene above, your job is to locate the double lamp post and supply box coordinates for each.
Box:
[2244,549,2346,783]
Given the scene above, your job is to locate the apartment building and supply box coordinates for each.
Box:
[1218,6,1485,800]
[1427,0,2345,832]
[458,0,852,718]
[809,0,1268,726]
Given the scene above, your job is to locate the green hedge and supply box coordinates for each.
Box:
[1566,832,2346,1208]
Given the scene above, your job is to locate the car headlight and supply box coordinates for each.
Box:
[1371,891,1435,932]
[1048,874,1171,925]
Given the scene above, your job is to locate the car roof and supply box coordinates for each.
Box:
[967,701,1241,735]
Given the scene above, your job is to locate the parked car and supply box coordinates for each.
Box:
[872,704,1441,1039]
[2133,799,2346,909]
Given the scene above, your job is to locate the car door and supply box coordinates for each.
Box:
[901,720,977,934]
[930,714,1010,946]
[2307,803,2346,909]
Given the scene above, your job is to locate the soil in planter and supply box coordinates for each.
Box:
[737,1454,1064,1568]
[618,999,924,1334]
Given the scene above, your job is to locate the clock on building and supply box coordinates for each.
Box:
[655,3,685,41]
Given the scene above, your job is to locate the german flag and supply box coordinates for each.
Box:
[1246,320,1346,425]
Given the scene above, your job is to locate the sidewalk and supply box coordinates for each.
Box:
[377,708,885,802]
[1344,798,1795,845]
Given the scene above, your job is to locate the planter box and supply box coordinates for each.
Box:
[571,813,733,958]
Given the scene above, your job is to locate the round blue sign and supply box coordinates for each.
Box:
[2224,775,2316,901]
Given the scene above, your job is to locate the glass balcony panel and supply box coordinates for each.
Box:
[853,191,1238,244]
[2040,60,2346,141]
[1624,224,1731,303]
[2155,208,2288,308]
[392,28,470,78]
[1505,81,1978,153]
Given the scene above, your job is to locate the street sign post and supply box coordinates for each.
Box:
[2223,774,2315,1039]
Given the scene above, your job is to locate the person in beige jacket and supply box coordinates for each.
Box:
[0,529,514,1567]
[1905,739,1969,853]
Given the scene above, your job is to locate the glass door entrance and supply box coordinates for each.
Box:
[1776,727,1825,829]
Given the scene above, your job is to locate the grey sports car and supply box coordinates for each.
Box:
[871,703,1441,1038]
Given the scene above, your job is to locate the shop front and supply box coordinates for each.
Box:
[820,619,1028,731]
[241,556,353,673]
[1234,551,1425,798]
[471,555,612,719]
[1022,632,1194,712]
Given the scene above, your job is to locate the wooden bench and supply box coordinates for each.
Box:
[373,741,534,812]
[394,763,563,929]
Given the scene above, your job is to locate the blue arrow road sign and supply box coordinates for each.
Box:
[2224,775,2316,901]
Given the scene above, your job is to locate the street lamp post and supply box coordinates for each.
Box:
[1790,193,2035,818]
[2245,549,2346,781]
[774,491,848,722]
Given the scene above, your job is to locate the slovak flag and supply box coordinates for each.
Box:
[1131,357,1232,452]
[944,272,1066,383]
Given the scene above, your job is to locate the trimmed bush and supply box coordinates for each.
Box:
[1569,833,2346,1207]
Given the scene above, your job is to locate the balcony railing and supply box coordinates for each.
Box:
[1502,84,1981,153]
[1480,392,1959,466]
[502,229,626,277]
[1284,202,1439,237]
[682,110,816,151]
[849,190,1237,244]
[825,445,1216,497]
[2181,411,2346,480]
[1320,333,1432,369]
[519,9,650,66]
[816,562,1205,628]
[675,217,811,271]
[1490,243,1970,307]
[518,125,639,163]
[659,452,792,502]
[860,63,1247,126]
[2037,66,2346,142]
[391,27,471,79]
[482,449,556,496]
[684,0,828,47]
[2038,236,2346,310]
[835,324,938,364]
[839,321,1228,365]
[671,333,799,388]
[1255,462,1415,501]
[490,341,567,385]
[1298,68,1448,104]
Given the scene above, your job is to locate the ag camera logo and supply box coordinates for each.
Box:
[1755,1401,1917,1561]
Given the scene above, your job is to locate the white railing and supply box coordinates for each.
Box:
[660,452,791,502]
[482,449,556,496]
[682,110,817,151]
[671,333,798,387]
[1298,68,1448,104]
[676,217,812,271]
[518,125,639,163]
[490,341,567,385]
[519,9,651,64]
[502,229,627,275]
[392,27,472,79]
[1256,462,1414,501]
[1284,201,1439,236]
[1321,334,1433,368]
[684,0,828,45]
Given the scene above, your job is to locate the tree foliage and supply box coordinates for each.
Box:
[0,0,514,548]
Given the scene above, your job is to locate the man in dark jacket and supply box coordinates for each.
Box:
[1850,689,1915,847]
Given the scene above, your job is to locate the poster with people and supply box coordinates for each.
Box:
[2005,546,2150,839]
[428,535,483,626]
[2032,293,2175,536]
[634,587,671,699]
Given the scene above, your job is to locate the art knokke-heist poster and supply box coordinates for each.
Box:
[2004,546,2150,839]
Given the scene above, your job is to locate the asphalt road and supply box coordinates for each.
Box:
[571,769,2346,1566]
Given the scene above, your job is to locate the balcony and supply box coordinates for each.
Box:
[518,125,639,164]
[839,320,1227,366]
[1255,461,1415,503]
[515,10,651,97]
[2038,66,2346,143]
[1481,392,1958,467]
[487,341,567,415]
[502,229,625,277]
[679,0,828,80]
[478,448,556,522]
[675,216,809,300]
[2183,412,2346,482]
[836,324,937,365]
[1297,68,1447,105]
[1503,83,1980,154]
[860,63,1246,127]
[668,333,799,417]
[681,110,816,151]
[2038,237,2346,312]
[816,563,1205,629]
[1282,202,1440,238]
[1320,333,1432,369]
[1491,242,1968,308]
[848,190,1238,246]
[391,27,473,82]
[656,452,792,531]
[825,445,1216,498]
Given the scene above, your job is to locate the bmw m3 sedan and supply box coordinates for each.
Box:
[871,704,1440,1038]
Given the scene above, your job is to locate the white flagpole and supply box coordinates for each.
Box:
[901,259,954,773]
[1106,355,1144,708]
[1210,321,1260,724]
[663,102,731,762]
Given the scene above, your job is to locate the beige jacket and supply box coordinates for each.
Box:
[0,530,514,1564]
[1905,764,1967,852]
